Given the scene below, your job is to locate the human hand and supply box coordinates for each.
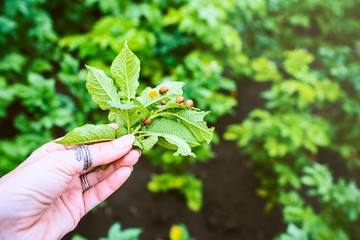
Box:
[0,125,140,240]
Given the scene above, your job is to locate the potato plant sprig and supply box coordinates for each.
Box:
[55,42,214,157]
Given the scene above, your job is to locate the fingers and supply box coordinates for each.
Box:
[47,134,135,176]
[107,123,119,130]
[89,134,135,168]
[84,149,141,188]
[20,142,68,167]
[83,166,133,212]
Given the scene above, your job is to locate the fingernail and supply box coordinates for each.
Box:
[113,134,135,148]
[136,149,142,156]
[129,166,134,172]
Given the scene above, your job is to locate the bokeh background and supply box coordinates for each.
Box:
[1,0,360,239]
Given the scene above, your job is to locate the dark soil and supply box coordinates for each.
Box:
[63,80,286,240]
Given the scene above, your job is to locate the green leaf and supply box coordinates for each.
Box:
[99,222,142,240]
[158,102,199,111]
[133,98,150,115]
[143,118,200,147]
[115,109,128,129]
[171,109,214,144]
[251,57,281,82]
[135,135,158,151]
[0,52,27,73]
[146,132,195,157]
[71,234,87,240]
[284,49,314,76]
[85,65,119,110]
[115,107,144,132]
[116,126,128,138]
[55,124,116,145]
[108,109,117,121]
[107,101,140,110]
[133,139,142,150]
[110,41,140,101]
[111,100,147,134]
[136,82,184,108]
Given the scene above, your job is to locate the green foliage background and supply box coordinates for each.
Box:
[1,0,360,238]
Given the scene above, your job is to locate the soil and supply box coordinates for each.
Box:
[63,80,287,240]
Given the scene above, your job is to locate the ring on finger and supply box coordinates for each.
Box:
[80,174,90,192]
[73,145,92,171]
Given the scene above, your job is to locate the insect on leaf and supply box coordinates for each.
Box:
[137,82,184,108]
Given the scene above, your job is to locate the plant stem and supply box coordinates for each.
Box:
[126,114,130,134]
[131,123,142,135]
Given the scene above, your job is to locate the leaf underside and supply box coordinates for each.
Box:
[157,133,195,157]
[107,101,141,110]
[134,135,158,152]
[110,42,140,101]
[85,65,119,110]
[55,124,116,145]
[172,109,214,144]
[144,118,200,148]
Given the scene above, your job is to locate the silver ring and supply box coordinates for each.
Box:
[80,174,90,192]
[74,145,92,170]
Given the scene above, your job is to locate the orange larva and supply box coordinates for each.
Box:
[185,99,194,107]
[176,96,185,103]
[143,118,152,126]
[159,85,169,94]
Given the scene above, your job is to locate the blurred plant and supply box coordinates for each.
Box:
[71,222,142,240]
[276,163,360,240]
[148,173,202,212]
[98,222,142,240]
[0,0,101,175]
[225,0,360,237]
[71,222,195,240]
[169,224,195,240]
[225,49,341,209]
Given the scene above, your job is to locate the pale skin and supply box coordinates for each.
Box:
[0,124,140,240]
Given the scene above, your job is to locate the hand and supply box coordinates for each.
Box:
[0,127,140,240]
